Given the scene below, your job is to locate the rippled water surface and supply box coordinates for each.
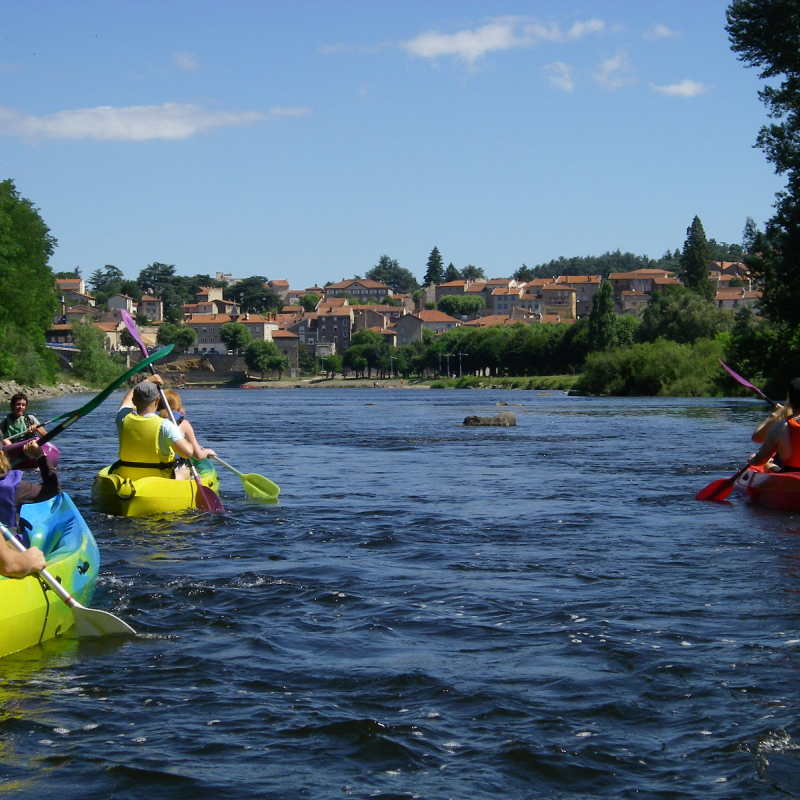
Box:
[3,388,800,799]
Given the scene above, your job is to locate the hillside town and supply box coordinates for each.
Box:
[51,260,760,378]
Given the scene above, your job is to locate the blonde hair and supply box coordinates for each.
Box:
[0,450,10,479]
[158,389,183,419]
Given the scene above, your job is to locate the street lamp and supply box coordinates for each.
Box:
[457,351,468,378]
[389,355,397,378]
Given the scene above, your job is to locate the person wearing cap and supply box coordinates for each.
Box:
[111,375,194,480]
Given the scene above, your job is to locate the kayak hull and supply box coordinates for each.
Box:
[736,465,800,511]
[2,438,60,469]
[91,459,220,516]
[0,493,99,659]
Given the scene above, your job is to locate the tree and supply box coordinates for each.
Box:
[298,293,320,312]
[0,179,58,383]
[245,339,281,379]
[219,322,251,353]
[424,246,444,285]
[587,280,616,351]
[297,342,316,374]
[461,264,485,281]
[637,287,734,344]
[513,264,536,282]
[437,295,485,318]
[443,263,461,282]
[224,276,282,314]
[366,254,420,294]
[70,321,125,386]
[156,322,196,351]
[676,216,715,300]
[727,1,800,326]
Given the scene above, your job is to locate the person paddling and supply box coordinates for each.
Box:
[0,440,58,577]
[1,393,47,446]
[749,378,800,473]
[111,375,193,480]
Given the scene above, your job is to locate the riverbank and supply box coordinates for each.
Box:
[0,380,92,403]
[238,375,580,390]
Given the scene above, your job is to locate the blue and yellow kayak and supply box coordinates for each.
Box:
[91,458,220,516]
[0,493,99,660]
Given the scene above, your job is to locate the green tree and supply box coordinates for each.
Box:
[513,264,536,282]
[298,293,320,311]
[156,322,196,351]
[224,276,282,314]
[638,287,733,344]
[676,216,715,300]
[0,179,58,383]
[366,254,420,294]
[245,339,281,379]
[424,246,444,285]
[727,0,800,327]
[219,322,251,353]
[70,321,125,386]
[587,280,616,351]
[443,263,461,282]
[298,342,316,374]
[437,294,485,318]
[461,264,485,281]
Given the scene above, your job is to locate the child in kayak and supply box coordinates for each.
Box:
[750,379,800,473]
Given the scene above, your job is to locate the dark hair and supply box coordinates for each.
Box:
[9,393,27,410]
[788,378,800,411]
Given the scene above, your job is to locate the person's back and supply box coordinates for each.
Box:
[113,377,193,479]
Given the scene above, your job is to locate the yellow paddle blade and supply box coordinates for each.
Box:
[241,473,280,500]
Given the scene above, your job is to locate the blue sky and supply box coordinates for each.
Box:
[1,1,782,289]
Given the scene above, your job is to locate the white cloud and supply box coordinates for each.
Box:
[268,107,312,118]
[650,79,708,97]
[644,24,680,40]
[544,62,575,92]
[401,16,605,66]
[0,102,270,141]
[171,51,200,71]
[592,53,636,90]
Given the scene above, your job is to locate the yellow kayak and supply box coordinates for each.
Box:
[0,493,99,660]
[91,458,220,516]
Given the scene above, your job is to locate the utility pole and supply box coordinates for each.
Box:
[457,351,468,378]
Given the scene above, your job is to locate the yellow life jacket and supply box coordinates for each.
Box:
[113,413,176,480]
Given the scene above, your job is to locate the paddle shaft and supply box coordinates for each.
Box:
[211,455,280,500]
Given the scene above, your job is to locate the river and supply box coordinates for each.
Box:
[2,388,800,799]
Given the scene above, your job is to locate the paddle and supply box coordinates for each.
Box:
[119,311,225,514]
[211,455,280,500]
[0,523,137,637]
[9,346,174,468]
[695,463,750,502]
[718,359,776,406]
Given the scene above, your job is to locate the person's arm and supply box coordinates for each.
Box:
[159,418,194,460]
[750,419,786,466]
[179,419,217,460]
[14,441,60,507]
[0,541,46,578]
[119,374,164,409]
[753,403,788,444]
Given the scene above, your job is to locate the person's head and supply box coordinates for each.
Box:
[132,380,160,412]
[9,393,28,418]
[0,450,10,479]
[158,389,182,419]
[788,378,800,412]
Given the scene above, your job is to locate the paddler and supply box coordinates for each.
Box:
[0,440,57,577]
[1,393,47,446]
[111,375,194,480]
[749,378,800,473]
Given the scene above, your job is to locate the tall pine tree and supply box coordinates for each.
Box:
[424,246,444,285]
[677,216,715,301]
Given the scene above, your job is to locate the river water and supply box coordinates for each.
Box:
[2,388,800,799]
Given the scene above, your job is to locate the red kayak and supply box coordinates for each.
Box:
[2,438,60,470]
[736,465,800,511]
